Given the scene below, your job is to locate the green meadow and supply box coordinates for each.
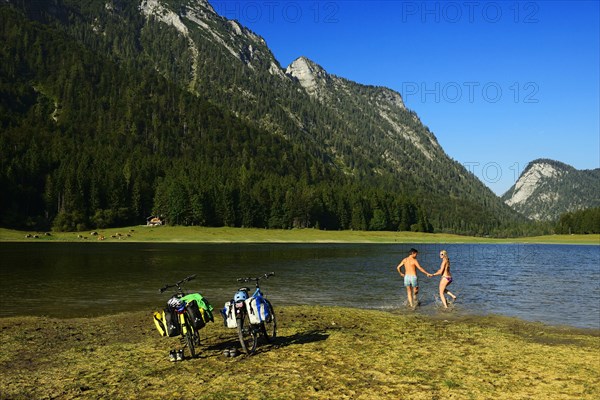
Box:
[0,226,598,244]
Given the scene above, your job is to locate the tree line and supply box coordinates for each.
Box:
[555,208,600,235]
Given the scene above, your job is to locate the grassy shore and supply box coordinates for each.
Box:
[0,226,598,244]
[0,306,598,399]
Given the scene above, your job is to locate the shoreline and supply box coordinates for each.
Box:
[2,306,598,334]
[410,308,600,334]
[1,226,598,245]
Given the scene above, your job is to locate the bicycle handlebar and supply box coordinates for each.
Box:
[158,274,197,293]
[237,272,275,283]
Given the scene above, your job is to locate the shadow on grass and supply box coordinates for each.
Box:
[272,329,330,348]
[199,329,329,359]
[245,329,330,357]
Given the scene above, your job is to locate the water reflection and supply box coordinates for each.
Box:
[0,242,598,329]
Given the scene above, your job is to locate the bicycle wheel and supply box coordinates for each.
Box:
[237,311,258,354]
[260,299,277,343]
[182,315,197,358]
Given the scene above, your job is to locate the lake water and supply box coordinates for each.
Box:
[1,242,598,329]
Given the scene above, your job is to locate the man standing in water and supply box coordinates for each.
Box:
[397,248,432,307]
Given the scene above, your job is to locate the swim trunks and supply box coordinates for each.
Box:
[404,275,418,287]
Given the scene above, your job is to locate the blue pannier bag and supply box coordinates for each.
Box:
[246,295,270,324]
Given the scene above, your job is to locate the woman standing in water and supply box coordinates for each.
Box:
[432,250,456,308]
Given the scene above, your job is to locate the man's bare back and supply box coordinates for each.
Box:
[397,253,429,277]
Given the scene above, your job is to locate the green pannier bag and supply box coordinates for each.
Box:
[181,293,214,328]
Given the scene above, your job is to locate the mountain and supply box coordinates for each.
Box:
[502,159,600,221]
[0,0,525,234]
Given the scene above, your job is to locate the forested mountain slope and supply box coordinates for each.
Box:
[0,0,524,234]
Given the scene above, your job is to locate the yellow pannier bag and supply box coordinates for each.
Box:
[153,311,167,337]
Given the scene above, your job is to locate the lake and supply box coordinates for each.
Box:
[1,242,598,329]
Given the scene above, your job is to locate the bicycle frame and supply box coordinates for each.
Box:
[252,287,264,299]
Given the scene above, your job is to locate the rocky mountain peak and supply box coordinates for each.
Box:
[286,56,330,96]
[139,0,283,80]
[502,159,599,221]
[505,160,566,208]
[374,87,405,110]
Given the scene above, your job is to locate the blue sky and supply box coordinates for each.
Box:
[212,1,600,195]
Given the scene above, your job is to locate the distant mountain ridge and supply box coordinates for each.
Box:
[502,159,600,221]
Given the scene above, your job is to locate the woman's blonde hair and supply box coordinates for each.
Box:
[440,250,448,258]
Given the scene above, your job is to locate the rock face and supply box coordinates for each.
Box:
[286,56,405,109]
[502,159,600,221]
[504,161,567,208]
[285,56,442,163]
[286,57,329,98]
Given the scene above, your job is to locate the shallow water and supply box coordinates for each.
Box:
[1,242,598,329]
